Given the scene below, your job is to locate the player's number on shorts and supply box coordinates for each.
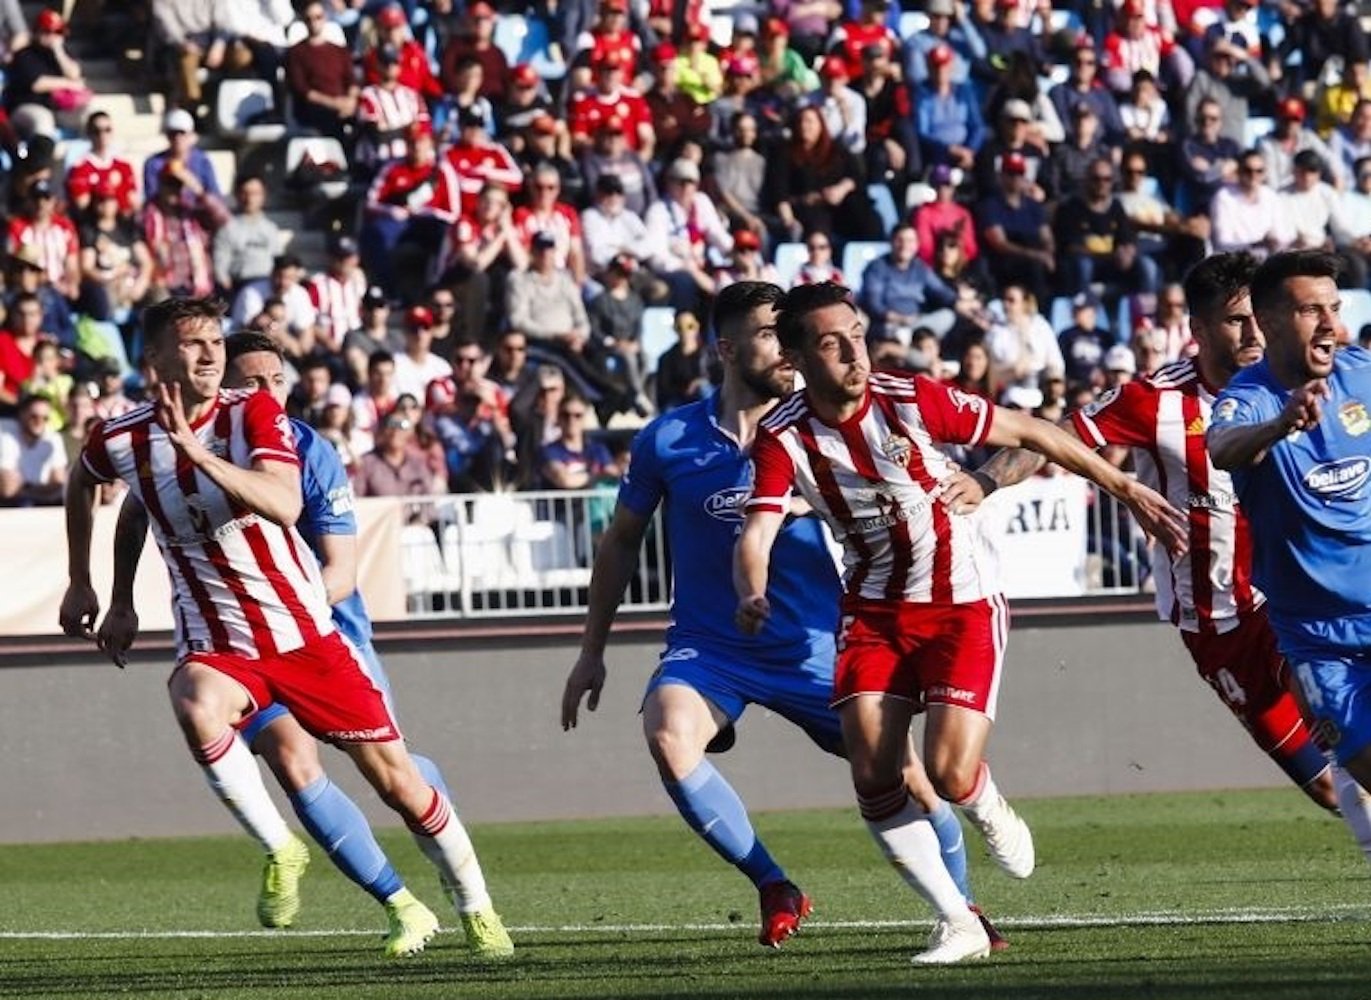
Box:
[1294,662,1325,711]
[836,614,854,653]
[1215,667,1247,707]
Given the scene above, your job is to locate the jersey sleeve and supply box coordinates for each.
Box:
[617,423,666,517]
[1070,382,1156,449]
[79,418,117,483]
[744,425,796,514]
[1208,382,1268,434]
[298,422,358,536]
[242,391,301,467]
[913,374,994,446]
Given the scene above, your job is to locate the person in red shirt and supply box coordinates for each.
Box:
[440,1,509,103]
[361,122,464,299]
[444,105,523,205]
[568,49,654,160]
[0,291,48,408]
[827,0,902,80]
[362,4,443,103]
[571,0,642,92]
[8,178,79,300]
[65,111,139,221]
[513,164,588,286]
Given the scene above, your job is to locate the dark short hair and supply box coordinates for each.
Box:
[775,281,857,352]
[298,355,332,374]
[225,330,283,365]
[142,296,226,355]
[712,281,784,341]
[17,391,50,412]
[368,350,395,371]
[1250,250,1343,319]
[1182,252,1257,324]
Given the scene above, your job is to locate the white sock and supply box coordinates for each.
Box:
[408,788,492,913]
[1333,765,1371,863]
[954,763,1000,824]
[864,795,973,921]
[194,730,292,854]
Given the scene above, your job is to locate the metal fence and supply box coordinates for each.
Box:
[397,481,1152,619]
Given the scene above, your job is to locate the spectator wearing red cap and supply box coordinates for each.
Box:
[286,0,359,141]
[355,44,431,178]
[914,44,984,173]
[569,49,655,159]
[78,176,152,323]
[363,5,443,101]
[675,22,723,105]
[514,163,588,285]
[496,63,554,141]
[975,150,1055,305]
[440,1,509,103]
[904,0,978,88]
[361,122,465,299]
[812,55,866,153]
[826,0,900,82]
[644,42,712,153]
[65,111,140,221]
[1260,97,1333,192]
[708,52,766,149]
[569,0,642,94]
[392,304,452,401]
[715,227,778,291]
[4,7,87,138]
[765,103,883,247]
[445,104,523,202]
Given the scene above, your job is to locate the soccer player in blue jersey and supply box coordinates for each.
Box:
[94,332,513,958]
[1209,250,1371,821]
[560,281,1003,958]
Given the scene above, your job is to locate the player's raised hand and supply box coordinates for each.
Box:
[59,582,100,640]
[561,651,607,730]
[1280,379,1329,433]
[735,594,771,636]
[155,382,203,456]
[1123,481,1189,560]
[96,602,140,669]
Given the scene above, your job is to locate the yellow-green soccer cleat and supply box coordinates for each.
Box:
[460,907,515,959]
[384,890,441,958]
[257,836,310,929]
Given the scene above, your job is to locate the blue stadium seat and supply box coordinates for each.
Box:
[841,240,890,295]
[215,79,287,144]
[1115,295,1133,342]
[898,11,930,38]
[1341,288,1371,339]
[1244,116,1275,148]
[773,241,807,288]
[518,16,567,80]
[492,13,527,64]
[640,306,678,376]
[1049,295,1074,333]
[867,183,900,235]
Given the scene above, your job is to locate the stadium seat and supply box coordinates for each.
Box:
[492,12,527,64]
[898,11,930,38]
[1243,116,1275,148]
[1049,295,1074,333]
[841,240,890,296]
[640,306,677,376]
[773,241,807,287]
[867,183,899,235]
[516,15,567,81]
[285,135,350,201]
[400,524,451,609]
[905,182,935,210]
[515,520,593,588]
[1048,8,1083,32]
[215,79,287,144]
[1115,295,1133,342]
[1342,288,1371,339]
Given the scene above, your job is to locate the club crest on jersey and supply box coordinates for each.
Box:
[1339,401,1371,437]
[880,434,913,466]
[1213,398,1239,423]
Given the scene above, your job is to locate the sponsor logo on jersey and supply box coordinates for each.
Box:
[1185,416,1206,436]
[1213,398,1239,422]
[1186,489,1237,511]
[1339,401,1371,437]
[704,486,751,521]
[1302,457,1371,499]
[327,485,355,516]
[327,726,398,741]
[880,434,913,466]
[1083,386,1120,417]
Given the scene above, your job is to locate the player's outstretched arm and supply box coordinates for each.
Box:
[60,460,103,640]
[157,382,303,526]
[562,503,651,730]
[733,508,784,636]
[987,406,1189,558]
[1207,379,1328,470]
[937,446,1049,514]
[98,494,149,668]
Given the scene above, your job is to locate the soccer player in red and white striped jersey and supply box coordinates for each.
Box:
[973,254,1366,836]
[59,297,503,956]
[734,282,1186,963]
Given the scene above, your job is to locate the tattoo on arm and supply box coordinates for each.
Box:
[976,447,1047,492]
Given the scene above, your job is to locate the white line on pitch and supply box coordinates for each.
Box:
[1,905,1367,941]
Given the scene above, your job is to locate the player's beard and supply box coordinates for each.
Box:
[740,360,794,401]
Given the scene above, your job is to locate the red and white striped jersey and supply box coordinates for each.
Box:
[1070,357,1262,633]
[356,83,429,167]
[8,215,79,287]
[748,370,1000,604]
[81,389,335,659]
[308,269,367,340]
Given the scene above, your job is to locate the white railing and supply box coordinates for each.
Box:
[397,480,1152,619]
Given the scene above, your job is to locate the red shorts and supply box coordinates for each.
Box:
[178,631,400,744]
[833,595,1009,719]
[1181,606,1311,758]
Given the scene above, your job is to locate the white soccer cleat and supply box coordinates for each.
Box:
[966,793,1035,878]
[910,912,992,965]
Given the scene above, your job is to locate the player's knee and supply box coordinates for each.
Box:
[644,719,706,778]
[260,732,324,793]
[928,762,979,804]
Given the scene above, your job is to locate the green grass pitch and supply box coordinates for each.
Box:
[3,788,1371,999]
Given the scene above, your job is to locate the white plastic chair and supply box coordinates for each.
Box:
[772,242,807,288]
[285,135,351,200]
[840,240,891,296]
[215,79,287,144]
[640,306,678,376]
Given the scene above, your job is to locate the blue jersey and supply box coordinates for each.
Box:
[1210,346,1371,656]
[618,396,841,662]
[292,419,371,648]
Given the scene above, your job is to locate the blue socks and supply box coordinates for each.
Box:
[289,776,403,903]
[927,799,973,903]
[411,752,450,801]
[664,760,785,888]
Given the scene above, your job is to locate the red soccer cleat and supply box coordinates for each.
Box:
[969,904,1010,952]
[757,880,813,948]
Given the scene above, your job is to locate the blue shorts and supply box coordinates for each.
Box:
[238,639,395,747]
[643,641,845,756]
[1289,654,1371,767]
